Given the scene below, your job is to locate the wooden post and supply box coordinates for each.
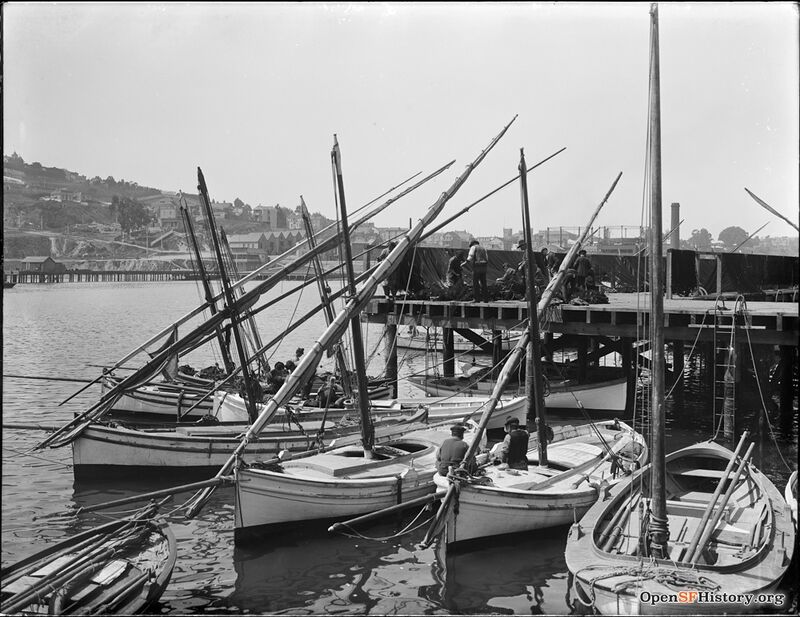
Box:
[577,336,588,383]
[384,323,398,398]
[443,327,455,378]
[620,338,636,415]
[492,330,503,379]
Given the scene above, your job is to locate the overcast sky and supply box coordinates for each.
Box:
[4,2,798,239]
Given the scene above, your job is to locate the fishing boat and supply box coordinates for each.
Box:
[432,420,647,545]
[0,504,176,615]
[408,373,627,413]
[71,405,429,475]
[234,422,485,538]
[396,327,522,353]
[563,6,795,614]
[566,439,796,614]
[100,373,393,425]
[215,390,527,431]
[787,470,798,527]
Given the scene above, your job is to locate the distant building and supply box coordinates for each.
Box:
[264,230,304,255]
[19,256,67,273]
[252,204,286,229]
[211,201,234,219]
[476,236,505,250]
[49,189,83,203]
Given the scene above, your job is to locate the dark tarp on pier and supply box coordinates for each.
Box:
[393,247,797,299]
[668,249,799,296]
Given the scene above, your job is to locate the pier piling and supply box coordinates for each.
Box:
[385,324,398,398]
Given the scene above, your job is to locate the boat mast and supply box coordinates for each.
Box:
[518,148,549,466]
[179,201,236,374]
[299,198,354,400]
[647,2,669,558]
[331,135,375,455]
[218,228,270,377]
[197,168,260,424]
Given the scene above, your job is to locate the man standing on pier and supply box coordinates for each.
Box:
[464,239,489,302]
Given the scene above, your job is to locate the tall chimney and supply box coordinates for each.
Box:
[670,202,680,249]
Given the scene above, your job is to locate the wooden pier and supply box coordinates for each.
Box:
[364,293,798,421]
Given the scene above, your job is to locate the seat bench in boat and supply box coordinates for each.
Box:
[287,448,430,478]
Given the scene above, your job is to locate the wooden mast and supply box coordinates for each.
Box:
[647,2,669,558]
[331,135,375,455]
[519,148,549,466]
[179,201,235,374]
[197,167,260,425]
[299,197,353,400]
[218,228,269,377]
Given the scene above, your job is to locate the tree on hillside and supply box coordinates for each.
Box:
[718,226,748,249]
[688,228,713,250]
[111,195,151,233]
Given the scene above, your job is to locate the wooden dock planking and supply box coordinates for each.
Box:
[363,293,798,346]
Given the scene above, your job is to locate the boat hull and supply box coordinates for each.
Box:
[409,375,627,413]
[234,426,484,538]
[434,421,647,544]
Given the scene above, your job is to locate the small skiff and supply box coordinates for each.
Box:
[395,328,522,353]
[0,504,176,615]
[565,441,796,615]
[433,420,647,545]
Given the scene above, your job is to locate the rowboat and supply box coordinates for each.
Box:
[396,328,522,353]
[787,470,798,527]
[408,374,627,413]
[0,504,176,615]
[71,406,429,475]
[565,440,795,614]
[564,7,795,614]
[234,423,485,539]
[216,390,528,431]
[433,420,647,545]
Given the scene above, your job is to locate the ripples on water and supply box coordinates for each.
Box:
[2,282,797,614]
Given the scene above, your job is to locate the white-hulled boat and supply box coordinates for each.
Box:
[71,407,429,475]
[787,470,798,527]
[215,391,528,431]
[432,420,647,545]
[101,374,393,425]
[408,374,627,413]
[396,328,522,353]
[234,423,485,538]
[565,440,795,615]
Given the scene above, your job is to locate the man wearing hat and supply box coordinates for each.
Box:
[436,423,470,476]
[463,239,489,302]
[493,416,530,470]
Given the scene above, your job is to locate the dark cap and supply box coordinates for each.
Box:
[516,240,526,249]
[450,423,466,434]
[469,239,479,247]
[504,416,520,427]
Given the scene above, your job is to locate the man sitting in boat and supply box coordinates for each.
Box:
[314,376,345,409]
[436,424,470,476]
[491,417,530,470]
[265,362,287,394]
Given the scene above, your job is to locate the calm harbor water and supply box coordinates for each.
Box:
[2,282,797,615]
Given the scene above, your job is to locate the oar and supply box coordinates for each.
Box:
[73,476,234,515]
[328,489,447,533]
[687,442,755,564]
[682,431,749,561]
[3,374,95,384]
